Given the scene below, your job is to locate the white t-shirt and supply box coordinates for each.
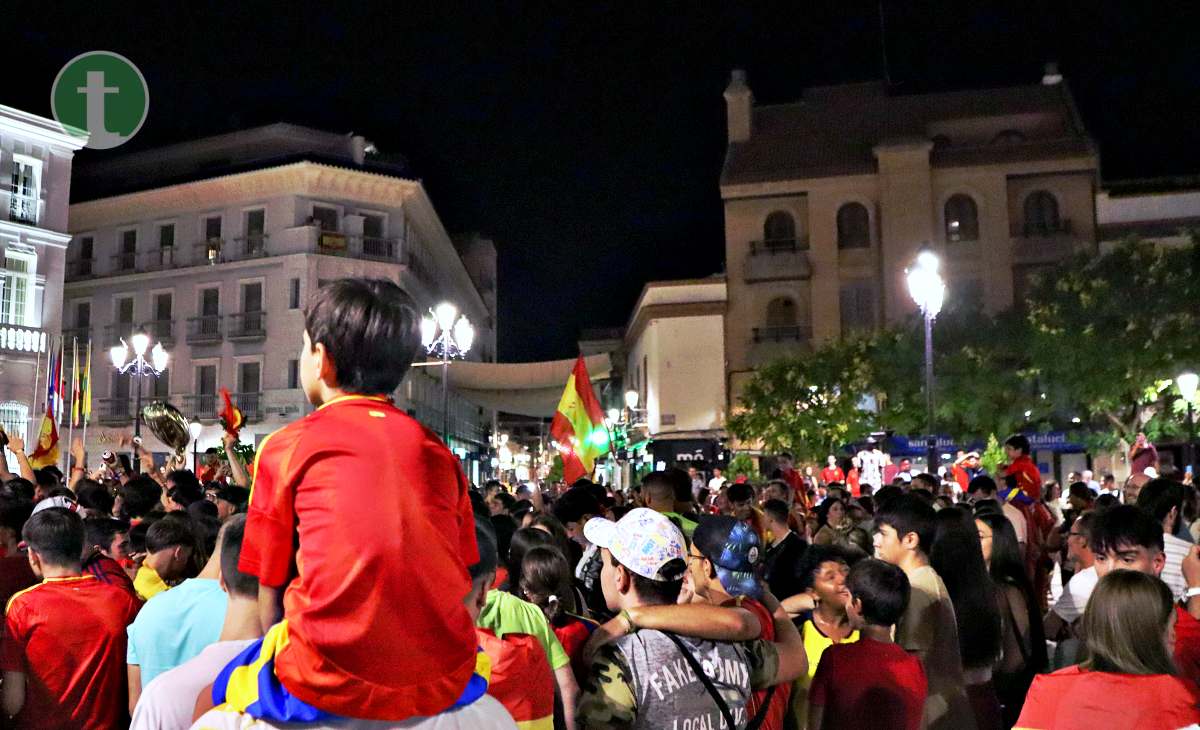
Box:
[1163,532,1191,603]
[1002,502,1028,546]
[707,476,727,491]
[189,693,517,730]
[132,639,257,730]
[1051,565,1099,623]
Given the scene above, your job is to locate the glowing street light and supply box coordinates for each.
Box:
[1179,371,1199,475]
[111,331,169,472]
[421,303,473,444]
[906,249,946,472]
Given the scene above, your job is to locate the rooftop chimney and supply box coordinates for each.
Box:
[1042,62,1063,86]
[723,69,754,143]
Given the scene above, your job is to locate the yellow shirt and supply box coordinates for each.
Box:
[790,618,859,729]
[134,564,168,601]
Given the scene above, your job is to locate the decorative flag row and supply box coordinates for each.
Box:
[28,337,92,469]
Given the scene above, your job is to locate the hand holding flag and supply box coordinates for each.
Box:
[219,388,244,438]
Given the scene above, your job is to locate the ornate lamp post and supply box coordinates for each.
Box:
[189,420,203,473]
[420,302,474,444]
[1179,371,1198,477]
[906,250,946,474]
[110,332,169,472]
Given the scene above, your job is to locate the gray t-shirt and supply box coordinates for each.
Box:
[578,628,778,730]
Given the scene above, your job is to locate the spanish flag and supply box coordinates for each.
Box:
[550,355,607,484]
[28,409,59,469]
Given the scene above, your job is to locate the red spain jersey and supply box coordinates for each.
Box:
[1005,455,1044,500]
[239,395,480,720]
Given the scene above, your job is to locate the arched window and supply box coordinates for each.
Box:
[1023,190,1060,235]
[837,203,871,249]
[763,211,796,244]
[944,194,979,242]
[765,297,797,327]
[992,129,1027,145]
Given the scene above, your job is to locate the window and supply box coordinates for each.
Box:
[311,205,338,232]
[288,359,300,389]
[238,362,261,395]
[839,282,876,335]
[763,211,795,243]
[241,281,263,313]
[363,214,385,239]
[117,230,137,271]
[116,297,134,326]
[204,216,222,242]
[152,368,170,398]
[151,292,172,340]
[78,236,94,260]
[112,371,131,400]
[944,194,979,242]
[196,365,217,395]
[244,209,266,255]
[765,297,797,327]
[9,158,38,225]
[0,254,33,326]
[289,278,301,309]
[836,203,871,249]
[0,401,29,470]
[158,224,175,248]
[75,301,91,329]
[1023,190,1061,235]
[199,287,220,317]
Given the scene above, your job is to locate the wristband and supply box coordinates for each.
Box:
[618,608,637,635]
[1186,587,1200,600]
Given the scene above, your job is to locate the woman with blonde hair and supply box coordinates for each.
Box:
[1016,570,1200,729]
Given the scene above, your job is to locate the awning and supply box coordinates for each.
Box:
[420,353,612,418]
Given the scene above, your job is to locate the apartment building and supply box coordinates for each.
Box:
[65,124,495,478]
[720,67,1100,404]
[0,104,86,449]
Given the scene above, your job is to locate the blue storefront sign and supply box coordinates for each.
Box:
[881,431,1085,457]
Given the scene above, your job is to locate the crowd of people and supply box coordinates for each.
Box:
[0,276,1196,729]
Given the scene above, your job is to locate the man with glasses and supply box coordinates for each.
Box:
[1043,511,1098,654]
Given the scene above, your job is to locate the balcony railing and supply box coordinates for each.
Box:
[67,259,94,278]
[61,326,90,346]
[195,236,268,264]
[111,252,138,273]
[228,311,267,340]
[8,195,38,226]
[103,324,137,347]
[745,238,812,283]
[1019,218,1073,238]
[143,319,175,344]
[236,392,263,422]
[186,315,223,344]
[139,248,181,272]
[193,239,225,266]
[0,325,48,354]
[181,394,219,421]
[749,237,810,255]
[752,325,812,343]
[98,397,134,424]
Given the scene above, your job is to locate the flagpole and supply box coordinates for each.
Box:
[30,344,41,442]
[65,338,77,474]
[81,340,91,467]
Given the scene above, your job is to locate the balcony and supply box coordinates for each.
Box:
[143,319,175,344]
[228,311,267,341]
[110,252,138,274]
[98,397,134,424]
[186,315,223,345]
[103,324,137,347]
[183,392,262,422]
[0,325,48,354]
[745,238,812,283]
[66,259,94,278]
[61,326,90,346]
[1012,220,1077,265]
[752,325,811,343]
[7,195,38,226]
[195,235,269,265]
[138,248,182,272]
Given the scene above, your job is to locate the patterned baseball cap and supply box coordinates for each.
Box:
[583,507,686,581]
[32,495,80,517]
[692,516,763,599]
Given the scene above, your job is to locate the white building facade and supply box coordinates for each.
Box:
[623,277,727,472]
[64,125,495,480]
[0,104,86,449]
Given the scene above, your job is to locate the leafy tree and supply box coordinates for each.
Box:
[1024,238,1200,447]
[727,452,760,481]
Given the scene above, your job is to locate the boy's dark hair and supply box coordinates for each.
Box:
[167,470,204,507]
[193,514,222,556]
[727,482,754,503]
[128,520,151,554]
[304,278,421,394]
[217,514,258,598]
[75,479,114,516]
[848,558,911,627]
[967,475,998,495]
[762,498,790,525]
[796,544,850,592]
[875,494,937,554]
[873,485,903,512]
[493,491,517,513]
[490,513,517,564]
[469,515,499,581]
[34,468,61,491]
[1004,434,1031,456]
[1089,504,1164,556]
[4,477,34,502]
[47,486,74,500]
[23,508,84,567]
[607,551,683,605]
[0,498,32,536]
[1096,493,1119,509]
[642,469,690,505]
[1136,479,1185,529]
[83,517,129,550]
[188,499,219,522]
[552,485,601,525]
[1068,482,1095,502]
[121,476,163,519]
[911,473,939,492]
[146,513,197,553]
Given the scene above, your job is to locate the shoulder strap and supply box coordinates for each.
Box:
[745,685,776,730]
[663,632,737,730]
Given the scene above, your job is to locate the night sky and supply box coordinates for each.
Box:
[7,3,1200,361]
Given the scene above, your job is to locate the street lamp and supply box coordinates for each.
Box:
[110,332,169,472]
[906,249,945,474]
[1179,371,1199,477]
[189,420,203,473]
[421,302,473,444]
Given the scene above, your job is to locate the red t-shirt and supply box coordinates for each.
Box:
[552,614,599,681]
[819,467,845,485]
[809,637,927,730]
[1004,455,1043,500]
[733,596,791,730]
[1016,664,1200,730]
[0,554,38,610]
[240,395,480,720]
[1,574,141,730]
[781,469,811,512]
[1174,604,1200,688]
[83,551,138,601]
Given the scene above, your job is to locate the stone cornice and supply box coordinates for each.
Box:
[69,161,421,231]
[0,105,88,151]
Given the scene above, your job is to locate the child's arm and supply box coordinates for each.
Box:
[2,670,25,717]
[759,590,807,685]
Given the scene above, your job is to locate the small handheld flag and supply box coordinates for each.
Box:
[219,388,244,438]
